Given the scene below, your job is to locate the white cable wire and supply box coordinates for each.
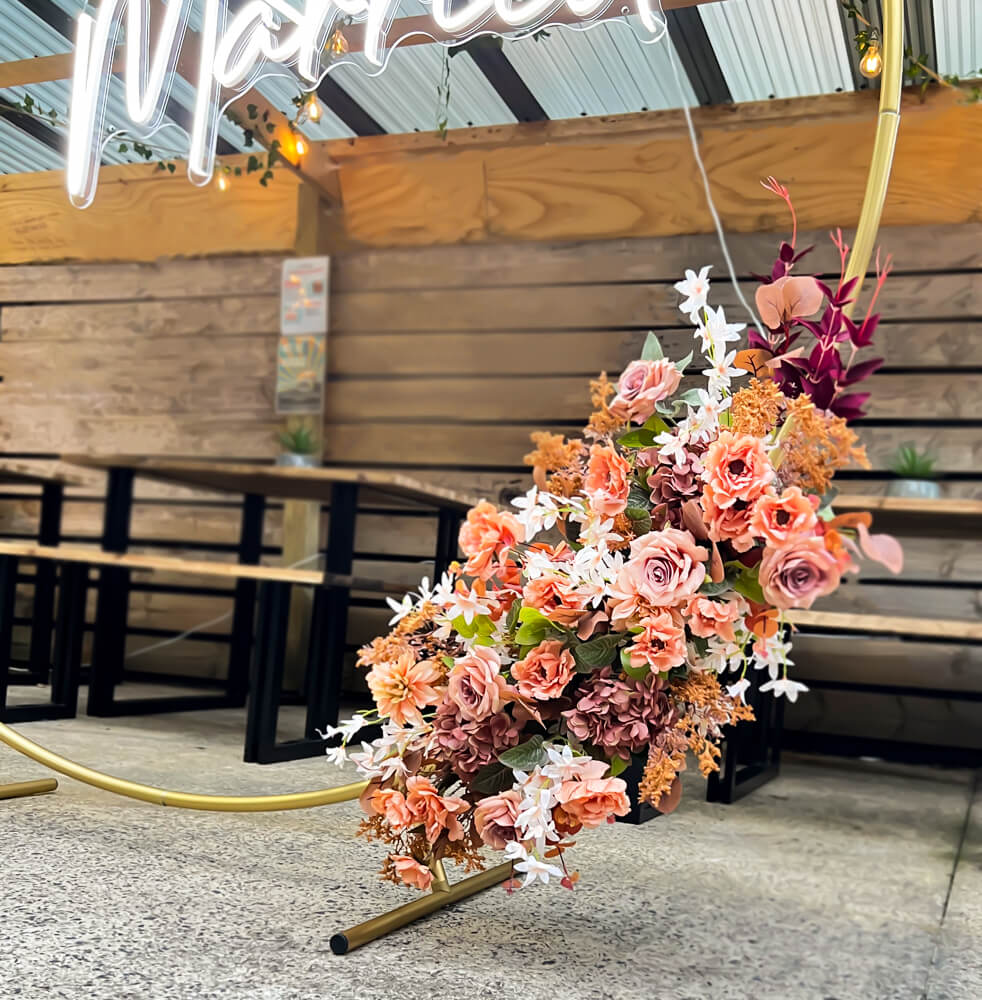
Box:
[665,38,765,340]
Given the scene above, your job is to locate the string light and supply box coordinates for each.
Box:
[326,27,349,56]
[305,93,321,122]
[859,30,883,79]
[295,135,308,157]
[216,173,230,192]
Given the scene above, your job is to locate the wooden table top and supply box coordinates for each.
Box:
[62,456,481,511]
[0,462,84,488]
[835,494,982,518]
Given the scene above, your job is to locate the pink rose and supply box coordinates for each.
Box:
[684,595,746,643]
[759,537,842,609]
[554,776,631,828]
[371,788,415,833]
[511,640,576,701]
[702,431,774,508]
[473,790,522,851]
[755,274,824,330]
[390,855,433,891]
[447,646,510,721]
[609,359,682,424]
[612,528,708,611]
[750,486,818,546]
[583,443,631,517]
[627,611,687,673]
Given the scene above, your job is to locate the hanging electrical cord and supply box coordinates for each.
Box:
[664,36,765,341]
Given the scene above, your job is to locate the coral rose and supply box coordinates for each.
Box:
[366,651,444,727]
[702,431,774,508]
[627,611,687,673]
[511,639,576,701]
[584,443,631,517]
[405,776,470,843]
[390,855,433,891]
[702,484,756,553]
[609,359,683,424]
[755,274,824,330]
[447,645,510,722]
[554,776,631,828]
[684,595,746,643]
[458,499,525,579]
[759,537,842,609]
[473,790,522,851]
[371,788,416,833]
[612,528,708,610]
[750,486,818,546]
[523,573,590,627]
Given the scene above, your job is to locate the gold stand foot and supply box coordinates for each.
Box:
[0,778,58,801]
[330,862,512,955]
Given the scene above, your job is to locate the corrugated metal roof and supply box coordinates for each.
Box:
[699,0,854,103]
[934,0,982,76]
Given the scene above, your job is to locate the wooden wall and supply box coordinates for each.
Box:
[0,221,979,748]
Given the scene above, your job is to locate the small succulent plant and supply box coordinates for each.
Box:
[277,425,317,455]
[889,444,938,480]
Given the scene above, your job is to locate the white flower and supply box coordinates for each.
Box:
[430,571,457,607]
[703,304,745,345]
[674,265,712,317]
[442,585,493,625]
[759,677,809,703]
[325,744,348,767]
[577,516,622,552]
[702,350,744,385]
[727,678,751,702]
[542,744,598,783]
[320,715,366,743]
[511,487,560,539]
[655,429,690,467]
[514,854,566,888]
[384,592,415,625]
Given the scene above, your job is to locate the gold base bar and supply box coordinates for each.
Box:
[0,778,58,801]
[331,862,513,955]
[0,722,366,812]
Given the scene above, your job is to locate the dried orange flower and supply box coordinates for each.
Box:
[585,372,624,439]
[778,395,869,495]
[524,432,585,474]
[731,378,786,437]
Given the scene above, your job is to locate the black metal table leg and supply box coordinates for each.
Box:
[434,507,462,581]
[244,580,291,763]
[88,467,134,716]
[0,555,21,716]
[26,482,63,684]
[616,752,662,826]
[50,562,86,718]
[227,492,266,707]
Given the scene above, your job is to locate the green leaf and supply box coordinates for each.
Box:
[620,646,649,680]
[572,633,623,673]
[441,655,455,668]
[247,103,258,120]
[233,167,242,176]
[471,762,514,795]
[157,162,167,171]
[674,350,693,372]
[626,510,651,535]
[640,331,664,362]
[732,568,764,605]
[166,162,175,173]
[617,428,656,449]
[515,618,562,646]
[117,143,128,153]
[265,122,275,133]
[608,755,629,778]
[498,735,548,772]
[641,415,669,435]
[675,387,705,407]
[698,578,733,597]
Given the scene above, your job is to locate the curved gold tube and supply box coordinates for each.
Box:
[843,0,903,315]
[0,723,366,812]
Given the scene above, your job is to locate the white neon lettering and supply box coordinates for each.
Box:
[66,0,666,208]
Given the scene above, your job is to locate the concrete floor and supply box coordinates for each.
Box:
[2,683,980,1000]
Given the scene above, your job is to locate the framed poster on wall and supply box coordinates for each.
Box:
[276,257,329,415]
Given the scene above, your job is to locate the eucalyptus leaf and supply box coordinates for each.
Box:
[498,735,548,771]
[572,633,624,672]
[732,568,765,605]
[608,755,629,778]
[698,578,734,597]
[640,331,664,362]
[674,350,694,372]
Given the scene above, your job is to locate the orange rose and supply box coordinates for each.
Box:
[702,484,756,553]
[371,788,415,833]
[583,443,631,517]
[554,776,630,828]
[627,610,687,673]
[522,574,590,627]
[390,855,433,891]
[750,486,818,546]
[458,500,525,580]
[684,595,746,643]
[366,652,444,727]
[702,431,774,508]
[511,639,576,701]
[405,776,470,844]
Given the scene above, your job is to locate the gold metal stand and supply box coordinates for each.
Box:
[0,777,57,801]
[330,862,513,955]
[843,0,903,311]
[0,722,366,811]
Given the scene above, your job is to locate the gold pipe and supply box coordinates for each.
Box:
[842,0,903,317]
[330,862,513,955]
[0,777,58,801]
[0,723,366,812]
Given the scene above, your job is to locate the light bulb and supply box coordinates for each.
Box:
[326,28,349,56]
[306,94,321,122]
[859,42,883,79]
[295,135,308,157]
[216,173,230,192]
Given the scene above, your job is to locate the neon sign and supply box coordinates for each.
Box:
[66,0,667,208]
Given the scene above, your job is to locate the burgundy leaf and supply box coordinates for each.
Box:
[842,357,883,385]
[830,391,871,420]
[851,313,880,348]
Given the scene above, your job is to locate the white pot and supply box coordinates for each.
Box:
[886,478,942,500]
[276,453,318,468]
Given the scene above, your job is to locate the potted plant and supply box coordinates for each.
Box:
[887,443,941,499]
[276,425,318,468]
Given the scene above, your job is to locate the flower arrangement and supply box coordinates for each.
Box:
[327,195,903,894]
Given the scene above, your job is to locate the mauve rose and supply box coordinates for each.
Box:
[447,646,510,721]
[609,359,682,424]
[473,790,522,851]
[511,639,576,701]
[759,537,842,609]
[616,527,708,608]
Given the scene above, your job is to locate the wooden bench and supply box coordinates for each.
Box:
[0,542,402,764]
